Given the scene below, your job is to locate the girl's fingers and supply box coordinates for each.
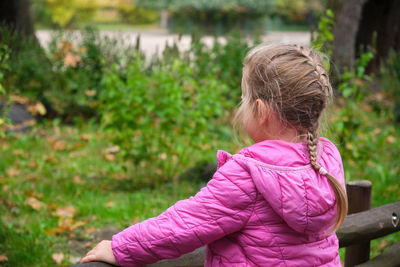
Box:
[81,254,96,263]
[81,240,116,265]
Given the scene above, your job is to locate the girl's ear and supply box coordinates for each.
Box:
[255,99,269,125]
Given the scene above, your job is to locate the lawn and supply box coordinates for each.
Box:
[0,123,199,266]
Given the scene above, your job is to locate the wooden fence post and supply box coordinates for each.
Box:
[345,180,372,267]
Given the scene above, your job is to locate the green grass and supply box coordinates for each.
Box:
[0,124,198,266]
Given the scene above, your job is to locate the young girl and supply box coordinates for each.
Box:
[81,44,348,266]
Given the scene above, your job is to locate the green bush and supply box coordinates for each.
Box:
[0,43,10,95]
[3,32,52,101]
[117,5,160,25]
[45,29,106,118]
[3,28,135,119]
[100,53,232,183]
[183,31,250,102]
[167,11,267,36]
[0,42,11,135]
[96,30,250,183]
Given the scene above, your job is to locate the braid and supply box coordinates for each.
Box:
[294,45,332,98]
[307,128,348,233]
[307,129,320,171]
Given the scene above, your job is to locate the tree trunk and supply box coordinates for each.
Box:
[331,0,400,75]
[0,0,35,37]
[331,0,368,74]
[355,0,400,73]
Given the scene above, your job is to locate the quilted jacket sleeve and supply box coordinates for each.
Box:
[111,154,256,266]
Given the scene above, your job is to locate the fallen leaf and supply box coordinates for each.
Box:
[46,218,87,236]
[54,206,75,218]
[84,226,97,233]
[58,40,73,51]
[375,92,384,101]
[52,252,64,265]
[104,153,115,162]
[44,227,64,236]
[28,102,47,116]
[7,168,20,177]
[80,134,91,141]
[50,140,67,151]
[372,128,381,136]
[379,240,388,251]
[105,201,114,207]
[64,51,81,67]
[43,154,57,163]
[73,175,85,184]
[345,143,353,150]
[386,135,396,144]
[105,145,120,154]
[5,119,35,131]
[49,203,58,210]
[25,189,43,199]
[30,160,39,169]
[10,95,29,104]
[12,149,26,156]
[78,46,88,53]
[0,254,8,262]
[58,218,74,229]
[85,90,96,97]
[112,173,126,180]
[26,197,46,210]
[71,220,87,230]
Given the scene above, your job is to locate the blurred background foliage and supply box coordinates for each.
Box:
[31,0,325,33]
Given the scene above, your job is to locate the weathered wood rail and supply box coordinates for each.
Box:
[73,181,400,267]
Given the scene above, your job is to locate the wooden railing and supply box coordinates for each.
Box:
[339,181,400,266]
[74,181,400,267]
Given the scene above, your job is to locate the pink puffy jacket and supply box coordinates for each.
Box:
[112,138,345,266]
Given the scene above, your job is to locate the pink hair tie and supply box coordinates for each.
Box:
[319,167,328,175]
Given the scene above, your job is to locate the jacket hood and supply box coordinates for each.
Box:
[221,139,342,234]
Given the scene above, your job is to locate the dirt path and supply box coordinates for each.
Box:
[36,29,311,58]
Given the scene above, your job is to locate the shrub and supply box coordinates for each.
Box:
[3,28,135,120]
[182,30,250,104]
[100,53,233,183]
[0,42,11,135]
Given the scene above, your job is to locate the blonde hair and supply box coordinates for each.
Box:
[236,43,348,232]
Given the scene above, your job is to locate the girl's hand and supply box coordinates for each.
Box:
[81,240,119,265]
